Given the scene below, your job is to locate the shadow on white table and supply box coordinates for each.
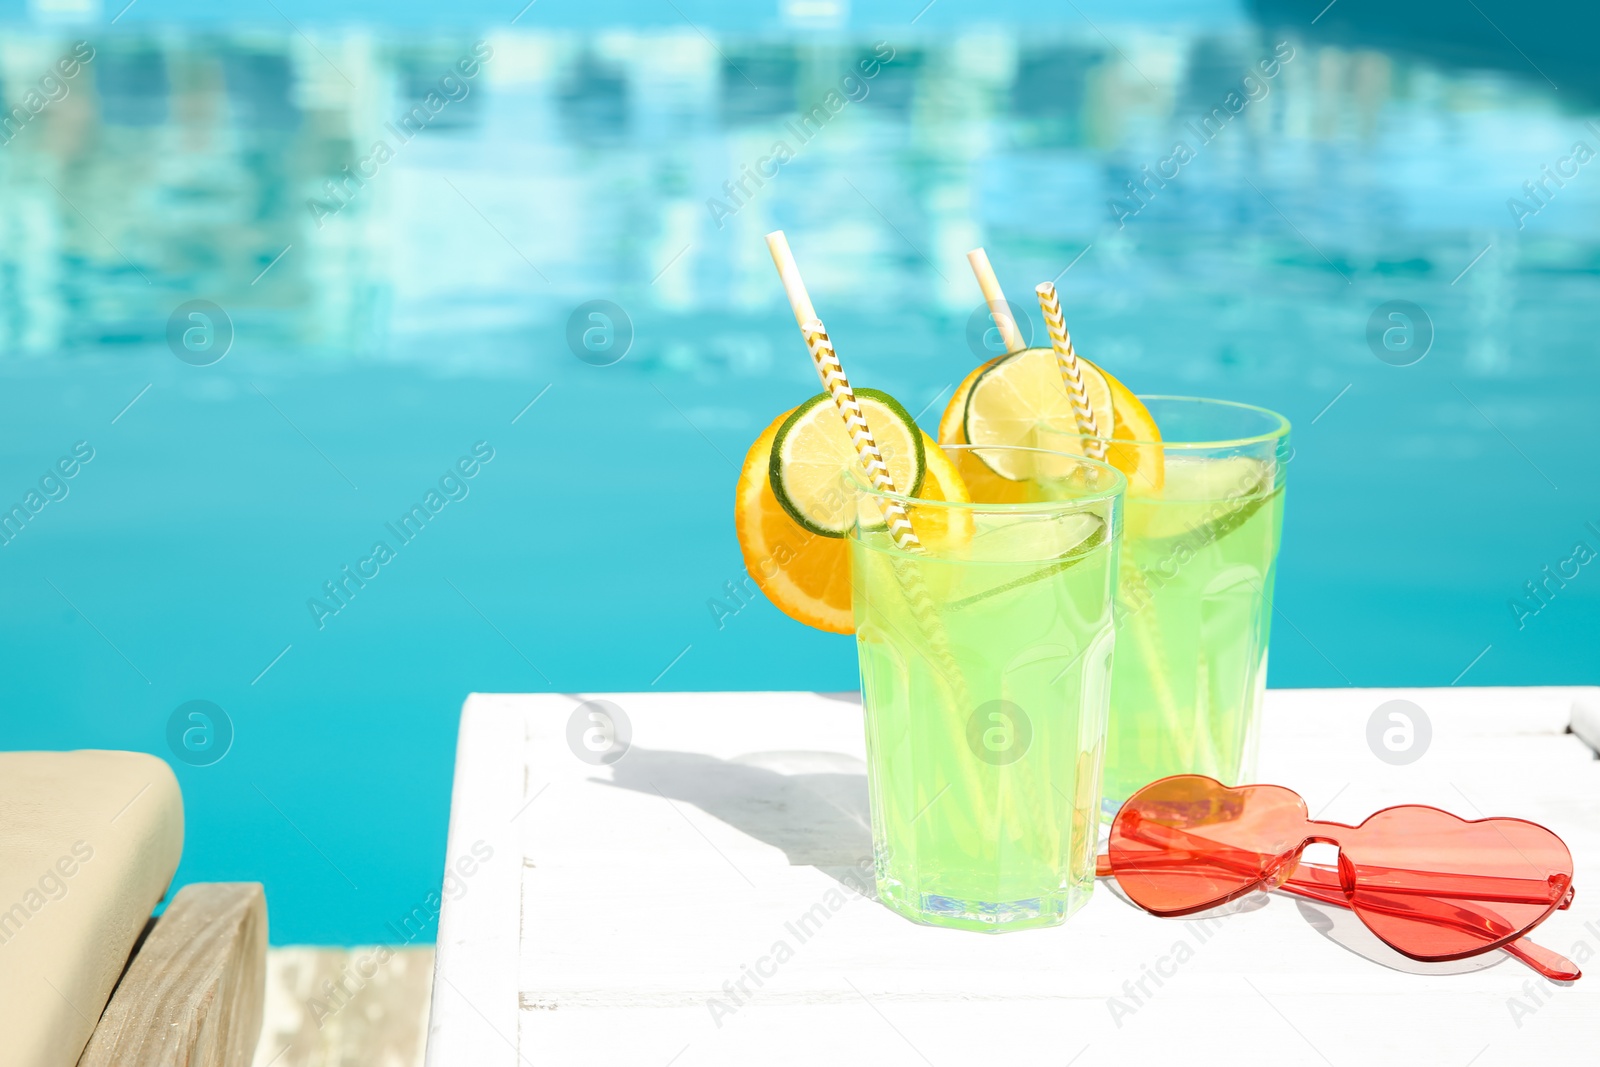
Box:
[426,687,1600,1067]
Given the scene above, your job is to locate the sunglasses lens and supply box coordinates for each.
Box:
[1346,807,1574,960]
[1109,776,1307,915]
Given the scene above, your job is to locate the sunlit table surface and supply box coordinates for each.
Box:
[425,687,1600,1067]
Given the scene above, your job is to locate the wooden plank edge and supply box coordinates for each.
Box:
[78,882,266,1067]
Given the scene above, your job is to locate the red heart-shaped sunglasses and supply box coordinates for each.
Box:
[1097,775,1579,981]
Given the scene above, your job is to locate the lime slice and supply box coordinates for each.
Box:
[1153,455,1266,502]
[769,388,925,538]
[1127,456,1276,543]
[962,510,1105,563]
[949,513,1108,610]
[962,347,1116,480]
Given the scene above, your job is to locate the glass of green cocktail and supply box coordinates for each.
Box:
[1043,397,1290,814]
[847,445,1124,932]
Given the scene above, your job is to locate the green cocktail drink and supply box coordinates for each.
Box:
[848,446,1123,932]
[1047,397,1290,812]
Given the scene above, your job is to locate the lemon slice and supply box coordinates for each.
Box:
[769,389,925,537]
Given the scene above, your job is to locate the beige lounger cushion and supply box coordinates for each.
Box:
[0,751,184,1067]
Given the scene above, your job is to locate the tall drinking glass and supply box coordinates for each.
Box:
[847,445,1124,932]
[1044,397,1290,813]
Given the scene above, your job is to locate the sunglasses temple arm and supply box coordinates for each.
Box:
[1501,936,1583,983]
[1280,865,1581,983]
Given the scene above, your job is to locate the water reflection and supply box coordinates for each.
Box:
[1253,0,1600,101]
[558,51,630,142]
[0,24,1596,359]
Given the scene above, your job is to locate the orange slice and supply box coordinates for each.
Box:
[736,408,969,634]
[937,356,999,445]
[1099,365,1164,494]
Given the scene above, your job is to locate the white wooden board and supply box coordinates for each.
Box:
[428,687,1600,1067]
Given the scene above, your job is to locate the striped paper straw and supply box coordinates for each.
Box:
[801,319,922,552]
[765,233,994,840]
[799,321,974,779]
[1035,281,1106,460]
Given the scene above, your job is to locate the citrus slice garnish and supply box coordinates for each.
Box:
[937,356,1033,504]
[949,512,1108,610]
[770,388,924,537]
[737,405,969,634]
[1099,365,1164,494]
[937,357,999,445]
[954,347,1164,491]
[1124,455,1275,543]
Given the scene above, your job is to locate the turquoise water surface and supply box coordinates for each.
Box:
[2,2,1597,943]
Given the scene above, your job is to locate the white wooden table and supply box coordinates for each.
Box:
[426,687,1600,1067]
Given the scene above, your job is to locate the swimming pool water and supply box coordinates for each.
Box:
[2,4,1597,943]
